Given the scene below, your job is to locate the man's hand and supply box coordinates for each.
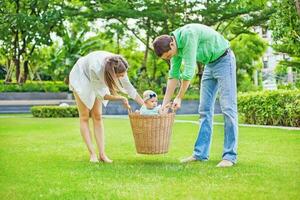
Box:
[172,97,182,110]
[159,102,172,114]
[162,79,178,108]
[164,102,172,109]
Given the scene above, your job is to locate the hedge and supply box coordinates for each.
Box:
[0,81,69,92]
[31,90,300,127]
[238,90,300,127]
[31,106,78,118]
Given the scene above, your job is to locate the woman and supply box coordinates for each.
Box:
[69,51,144,163]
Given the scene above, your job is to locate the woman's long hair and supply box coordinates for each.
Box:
[104,55,128,95]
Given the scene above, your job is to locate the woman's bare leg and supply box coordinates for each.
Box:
[90,99,112,163]
[73,92,98,162]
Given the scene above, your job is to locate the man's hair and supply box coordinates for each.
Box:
[152,35,173,57]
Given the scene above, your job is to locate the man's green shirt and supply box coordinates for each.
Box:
[170,24,230,80]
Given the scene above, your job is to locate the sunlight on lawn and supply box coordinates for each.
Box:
[0,115,299,199]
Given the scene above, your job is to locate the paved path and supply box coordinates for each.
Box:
[94,115,300,131]
[174,119,300,131]
[0,100,75,106]
[0,100,76,114]
[0,114,299,131]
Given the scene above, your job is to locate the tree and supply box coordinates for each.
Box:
[230,33,268,90]
[0,0,277,92]
[81,0,274,86]
[270,0,300,57]
[269,0,300,87]
[0,0,66,83]
[81,0,188,86]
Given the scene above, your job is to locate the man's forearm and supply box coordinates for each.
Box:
[162,79,179,106]
[177,80,190,99]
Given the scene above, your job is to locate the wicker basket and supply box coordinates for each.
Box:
[128,111,175,154]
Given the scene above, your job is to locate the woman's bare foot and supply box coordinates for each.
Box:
[89,154,99,163]
[99,155,113,163]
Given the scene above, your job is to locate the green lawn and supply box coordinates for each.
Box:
[0,115,299,200]
[175,114,245,123]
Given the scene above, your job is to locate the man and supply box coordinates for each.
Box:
[153,23,238,167]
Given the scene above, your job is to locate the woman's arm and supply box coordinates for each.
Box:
[119,74,144,106]
[103,94,130,109]
[134,94,144,106]
[103,94,124,101]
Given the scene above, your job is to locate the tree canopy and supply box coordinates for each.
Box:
[1,0,297,92]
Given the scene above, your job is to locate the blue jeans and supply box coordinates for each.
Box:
[193,50,238,163]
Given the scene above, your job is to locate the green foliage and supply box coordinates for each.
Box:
[275,57,300,87]
[275,61,289,77]
[31,106,78,118]
[276,58,300,73]
[231,33,268,89]
[0,0,66,82]
[238,90,300,127]
[269,0,300,57]
[204,0,273,37]
[45,15,96,80]
[0,81,68,92]
[277,83,299,90]
[39,31,150,82]
[231,34,268,69]
[83,0,273,93]
[237,73,262,92]
[0,0,280,91]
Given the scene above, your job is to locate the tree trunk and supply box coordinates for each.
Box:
[296,0,300,17]
[152,54,157,79]
[13,30,20,82]
[142,19,150,72]
[142,34,149,70]
[14,57,20,83]
[5,59,12,83]
[116,33,120,54]
[21,60,29,83]
[14,0,21,83]
[21,44,36,83]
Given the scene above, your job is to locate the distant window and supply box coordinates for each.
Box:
[263,61,268,69]
[262,28,267,38]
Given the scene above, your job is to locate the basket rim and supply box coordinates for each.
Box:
[128,112,175,119]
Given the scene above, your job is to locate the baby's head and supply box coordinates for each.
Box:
[143,90,158,109]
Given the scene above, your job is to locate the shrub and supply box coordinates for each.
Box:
[31,106,78,118]
[237,74,262,92]
[238,90,300,127]
[277,83,298,90]
[0,81,69,92]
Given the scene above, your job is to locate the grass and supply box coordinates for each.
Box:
[175,114,224,122]
[175,114,245,123]
[0,114,299,200]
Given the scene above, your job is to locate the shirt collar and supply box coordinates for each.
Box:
[171,28,183,49]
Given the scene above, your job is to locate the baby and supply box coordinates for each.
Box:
[139,90,170,115]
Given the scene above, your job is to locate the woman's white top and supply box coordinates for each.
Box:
[69,51,137,109]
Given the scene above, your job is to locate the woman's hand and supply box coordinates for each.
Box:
[121,96,131,110]
[104,94,131,109]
